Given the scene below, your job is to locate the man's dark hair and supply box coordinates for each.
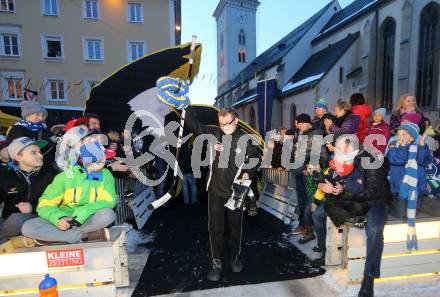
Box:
[84,112,100,121]
[349,93,366,106]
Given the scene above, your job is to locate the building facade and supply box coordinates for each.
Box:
[213,0,259,93]
[0,0,180,127]
[215,0,440,132]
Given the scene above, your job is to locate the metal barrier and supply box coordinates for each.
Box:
[258,168,298,224]
[261,168,297,188]
[114,167,155,228]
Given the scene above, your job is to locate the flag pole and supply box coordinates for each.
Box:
[150,35,197,210]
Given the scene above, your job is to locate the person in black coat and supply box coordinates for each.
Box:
[0,137,57,244]
[185,106,261,282]
[312,137,390,297]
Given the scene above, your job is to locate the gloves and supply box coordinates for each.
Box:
[232,182,250,210]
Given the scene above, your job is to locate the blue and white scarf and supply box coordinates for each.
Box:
[15,119,46,132]
[399,141,419,250]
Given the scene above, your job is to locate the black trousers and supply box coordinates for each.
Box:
[208,192,244,261]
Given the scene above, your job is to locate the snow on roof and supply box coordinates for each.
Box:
[281,73,324,93]
[314,0,378,41]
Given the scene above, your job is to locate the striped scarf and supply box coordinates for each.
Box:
[399,142,419,250]
[15,119,45,132]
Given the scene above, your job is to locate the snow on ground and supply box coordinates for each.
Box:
[116,224,154,297]
[118,223,440,297]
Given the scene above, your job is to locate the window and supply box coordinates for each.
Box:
[83,0,99,19]
[83,38,103,62]
[239,29,246,45]
[249,106,256,128]
[42,35,63,59]
[380,18,396,110]
[85,80,99,98]
[1,72,23,100]
[42,0,59,16]
[46,79,66,101]
[416,4,440,108]
[1,34,19,56]
[128,41,145,62]
[128,3,143,23]
[220,53,224,67]
[220,33,224,50]
[1,0,15,12]
[339,67,344,84]
[238,49,246,63]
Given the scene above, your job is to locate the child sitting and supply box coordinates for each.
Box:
[364,108,391,154]
[22,140,116,244]
[7,101,48,142]
[0,137,57,245]
[386,123,432,219]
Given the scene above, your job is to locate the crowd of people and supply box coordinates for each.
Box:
[0,100,153,248]
[269,93,440,297]
[1,90,439,297]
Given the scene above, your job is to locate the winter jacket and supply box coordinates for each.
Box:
[329,112,360,139]
[386,140,432,195]
[37,166,116,226]
[390,111,426,134]
[7,125,42,142]
[184,106,260,197]
[179,143,194,175]
[351,104,372,143]
[272,138,288,169]
[324,150,391,226]
[0,164,57,219]
[291,127,328,170]
[338,149,391,206]
[364,121,391,153]
[312,113,336,134]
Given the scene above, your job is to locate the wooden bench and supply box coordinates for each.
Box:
[0,227,128,297]
[325,214,440,282]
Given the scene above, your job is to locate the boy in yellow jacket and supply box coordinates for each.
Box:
[22,140,116,244]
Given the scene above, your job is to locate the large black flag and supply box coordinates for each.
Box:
[84,42,202,132]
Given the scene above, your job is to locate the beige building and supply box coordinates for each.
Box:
[215,0,440,132]
[0,0,181,126]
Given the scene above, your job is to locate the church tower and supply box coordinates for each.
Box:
[213,0,260,93]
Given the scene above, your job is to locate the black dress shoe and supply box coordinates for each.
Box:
[358,274,374,297]
[230,259,243,273]
[207,259,222,281]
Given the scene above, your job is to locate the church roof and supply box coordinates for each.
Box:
[216,0,335,100]
[312,0,389,44]
[282,32,359,95]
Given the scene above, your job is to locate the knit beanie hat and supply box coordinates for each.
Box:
[401,112,421,125]
[372,108,386,119]
[21,100,48,119]
[314,98,328,110]
[398,122,420,141]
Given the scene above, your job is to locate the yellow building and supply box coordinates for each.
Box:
[0,0,181,126]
